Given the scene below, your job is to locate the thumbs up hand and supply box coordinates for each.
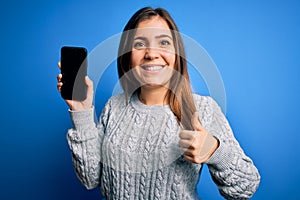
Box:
[179,112,219,164]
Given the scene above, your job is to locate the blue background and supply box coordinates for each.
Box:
[1,0,299,199]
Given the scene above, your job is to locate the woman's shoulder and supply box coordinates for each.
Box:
[100,93,127,117]
[192,93,222,126]
[108,93,126,101]
[106,93,127,107]
[192,93,222,114]
[192,93,214,105]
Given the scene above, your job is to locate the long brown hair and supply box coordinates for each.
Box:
[117,7,196,130]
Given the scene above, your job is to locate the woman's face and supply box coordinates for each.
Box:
[130,16,176,88]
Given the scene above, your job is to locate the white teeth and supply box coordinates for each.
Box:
[142,65,164,71]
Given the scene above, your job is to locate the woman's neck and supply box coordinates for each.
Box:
[139,86,169,106]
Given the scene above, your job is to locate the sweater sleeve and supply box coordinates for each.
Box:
[203,97,260,199]
[66,101,110,190]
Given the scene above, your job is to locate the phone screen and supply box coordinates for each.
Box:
[61,46,87,101]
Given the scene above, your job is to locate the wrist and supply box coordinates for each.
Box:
[207,137,219,159]
[69,106,95,130]
[201,135,220,163]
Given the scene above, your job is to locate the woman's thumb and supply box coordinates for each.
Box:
[191,112,203,131]
[85,76,94,100]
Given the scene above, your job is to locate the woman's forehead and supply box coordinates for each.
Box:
[135,17,172,38]
[137,16,169,29]
[134,27,173,39]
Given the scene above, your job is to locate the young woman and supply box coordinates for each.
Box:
[57,7,260,200]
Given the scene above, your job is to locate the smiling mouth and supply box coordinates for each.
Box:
[140,64,166,71]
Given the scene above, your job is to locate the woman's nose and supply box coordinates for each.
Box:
[144,47,160,60]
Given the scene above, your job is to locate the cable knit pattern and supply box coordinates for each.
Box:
[67,93,260,199]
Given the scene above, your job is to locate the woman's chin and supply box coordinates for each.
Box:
[140,81,170,89]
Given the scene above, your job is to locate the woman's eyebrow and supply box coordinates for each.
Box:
[134,36,147,41]
[134,34,173,40]
[155,34,173,40]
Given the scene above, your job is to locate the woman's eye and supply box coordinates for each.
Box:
[160,40,171,46]
[134,42,145,49]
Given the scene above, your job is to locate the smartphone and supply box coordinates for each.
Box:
[60,46,88,101]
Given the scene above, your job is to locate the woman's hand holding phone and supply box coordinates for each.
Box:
[57,62,94,111]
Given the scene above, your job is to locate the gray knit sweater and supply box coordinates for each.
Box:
[67,93,260,200]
